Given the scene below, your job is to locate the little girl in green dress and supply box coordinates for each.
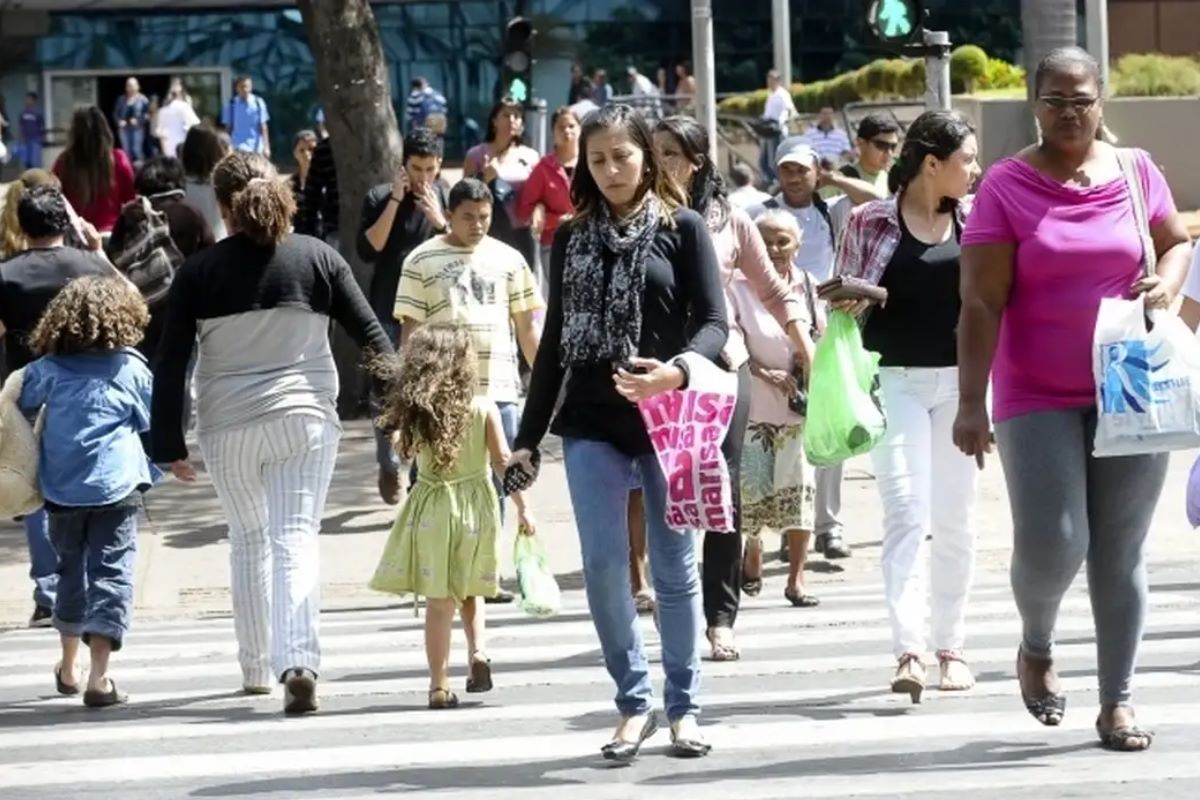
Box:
[370,323,535,709]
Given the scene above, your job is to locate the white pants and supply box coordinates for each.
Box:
[870,367,977,658]
[199,413,341,686]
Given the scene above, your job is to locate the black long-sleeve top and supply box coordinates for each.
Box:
[515,207,728,457]
[150,232,393,462]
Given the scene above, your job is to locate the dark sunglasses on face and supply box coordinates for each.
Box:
[869,139,898,153]
[1039,95,1099,112]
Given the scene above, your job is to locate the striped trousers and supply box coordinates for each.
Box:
[199,413,341,687]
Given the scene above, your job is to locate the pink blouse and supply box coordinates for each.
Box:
[713,207,805,369]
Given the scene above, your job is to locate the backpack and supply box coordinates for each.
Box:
[109,195,183,308]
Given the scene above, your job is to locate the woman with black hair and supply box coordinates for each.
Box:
[181,125,230,241]
[653,115,816,660]
[955,47,1191,751]
[53,107,136,234]
[463,98,540,269]
[511,104,727,760]
[836,110,982,704]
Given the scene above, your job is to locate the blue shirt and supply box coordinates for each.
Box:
[405,87,447,130]
[19,349,160,507]
[113,94,150,128]
[221,93,270,153]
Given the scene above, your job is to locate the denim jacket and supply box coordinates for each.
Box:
[19,348,160,507]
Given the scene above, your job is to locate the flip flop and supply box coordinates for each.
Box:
[54,664,80,696]
[83,679,128,708]
[741,577,763,597]
[784,588,820,607]
[706,627,740,662]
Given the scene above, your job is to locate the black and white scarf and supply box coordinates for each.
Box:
[560,195,662,367]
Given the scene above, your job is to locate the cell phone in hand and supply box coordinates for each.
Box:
[62,197,87,245]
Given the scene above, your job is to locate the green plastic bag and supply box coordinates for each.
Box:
[803,310,886,466]
[514,532,561,618]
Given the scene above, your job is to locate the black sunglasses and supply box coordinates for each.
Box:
[1038,96,1099,112]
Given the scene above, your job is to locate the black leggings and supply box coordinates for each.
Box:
[703,363,751,629]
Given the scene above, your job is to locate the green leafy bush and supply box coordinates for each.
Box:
[950,45,988,92]
[1111,53,1200,97]
[719,49,1024,116]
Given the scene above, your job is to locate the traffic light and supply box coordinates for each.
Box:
[501,16,535,105]
[866,0,921,45]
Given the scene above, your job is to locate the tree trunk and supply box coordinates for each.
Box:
[1021,0,1080,101]
[297,0,403,417]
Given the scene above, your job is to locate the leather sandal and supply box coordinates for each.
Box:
[1017,648,1066,726]
[1096,716,1154,752]
[428,687,459,709]
[601,712,658,762]
[466,655,493,694]
[54,664,80,696]
[937,650,975,691]
[891,653,925,704]
[83,679,128,708]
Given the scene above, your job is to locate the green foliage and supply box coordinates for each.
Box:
[718,57,925,116]
[979,57,1026,90]
[950,45,988,92]
[1111,53,1200,97]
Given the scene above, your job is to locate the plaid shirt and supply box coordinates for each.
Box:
[836,196,972,285]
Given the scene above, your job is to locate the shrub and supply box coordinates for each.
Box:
[979,58,1026,90]
[951,45,988,93]
[1111,53,1200,97]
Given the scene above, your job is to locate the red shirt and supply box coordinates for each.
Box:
[53,148,136,233]
[517,152,575,246]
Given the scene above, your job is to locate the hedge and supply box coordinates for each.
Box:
[1111,53,1200,97]
[718,47,1024,116]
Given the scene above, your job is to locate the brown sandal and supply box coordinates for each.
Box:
[466,655,493,693]
[937,650,975,691]
[891,653,925,704]
[428,687,459,709]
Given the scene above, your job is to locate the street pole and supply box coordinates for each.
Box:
[922,29,952,111]
[1085,0,1110,91]
[771,0,792,86]
[531,97,548,155]
[691,0,718,162]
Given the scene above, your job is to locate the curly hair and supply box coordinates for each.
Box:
[212,151,295,246]
[376,324,478,474]
[30,276,149,357]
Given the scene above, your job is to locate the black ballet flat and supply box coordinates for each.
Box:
[601,712,658,763]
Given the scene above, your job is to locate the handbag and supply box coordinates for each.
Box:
[816,275,889,305]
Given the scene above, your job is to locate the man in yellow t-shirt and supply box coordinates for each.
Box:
[395,177,543,603]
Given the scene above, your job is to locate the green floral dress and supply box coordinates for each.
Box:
[370,398,500,603]
[742,421,816,536]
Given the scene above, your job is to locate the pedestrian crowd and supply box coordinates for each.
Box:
[2,45,1197,760]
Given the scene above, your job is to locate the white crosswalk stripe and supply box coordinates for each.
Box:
[1,566,1199,799]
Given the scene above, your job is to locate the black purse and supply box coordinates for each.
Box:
[788,272,820,417]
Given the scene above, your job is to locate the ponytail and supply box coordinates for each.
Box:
[212,151,296,246]
[889,110,975,213]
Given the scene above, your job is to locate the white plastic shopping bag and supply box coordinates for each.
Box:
[1093,294,1200,456]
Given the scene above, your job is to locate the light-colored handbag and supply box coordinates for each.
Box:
[0,368,42,517]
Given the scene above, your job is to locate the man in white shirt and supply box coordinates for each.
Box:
[758,69,794,184]
[801,106,853,167]
[626,66,662,119]
[728,162,771,210]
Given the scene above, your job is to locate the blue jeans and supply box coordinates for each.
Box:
[759,132,782,185]
[24,508,57,608]
[120,126,145,163]
[17,141,43,169]
[563,437,702,722]
[48,497,139,651]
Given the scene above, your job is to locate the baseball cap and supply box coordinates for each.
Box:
[775,138,817,168]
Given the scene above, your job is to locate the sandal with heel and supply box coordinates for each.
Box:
[891,653,925,704]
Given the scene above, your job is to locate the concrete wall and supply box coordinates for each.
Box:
[952,95,1200,210]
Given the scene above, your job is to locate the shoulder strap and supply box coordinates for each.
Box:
[1116,147,1156,279]
[801,270,819,338]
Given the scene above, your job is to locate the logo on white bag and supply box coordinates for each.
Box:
[1100,340,1168,414]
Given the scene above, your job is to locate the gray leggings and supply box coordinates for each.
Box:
[995,408,1168,706]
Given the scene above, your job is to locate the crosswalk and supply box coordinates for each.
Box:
[2,559,1200,799]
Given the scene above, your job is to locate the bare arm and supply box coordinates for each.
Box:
[953,242,1014,457]
[399,317,421,351]
[512,308,542,367]
[1141,209,1192,308]
[821,170,888,206]
[485,405,528,517]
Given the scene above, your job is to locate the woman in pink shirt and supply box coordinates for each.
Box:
[955,47,1191,752]
[654,115,812,661]
[52,107,135,233]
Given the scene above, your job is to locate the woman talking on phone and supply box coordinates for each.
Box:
[511,104,726,761]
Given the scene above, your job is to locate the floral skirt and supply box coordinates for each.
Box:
[741,421,815,536]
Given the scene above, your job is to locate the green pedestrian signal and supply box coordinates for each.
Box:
[508,78,528,103]
[867,0,920,44]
